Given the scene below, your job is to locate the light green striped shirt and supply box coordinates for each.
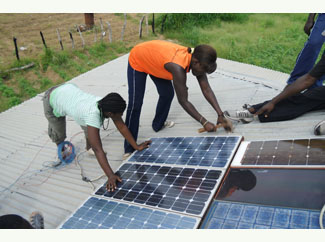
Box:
[50,83,102,129]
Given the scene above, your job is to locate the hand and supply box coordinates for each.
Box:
[106,174,122,192]
[204,121,216,132]
[136,140,152,151]
[304,20,314,36]
[217,116,232,132]
[255,102,275,117]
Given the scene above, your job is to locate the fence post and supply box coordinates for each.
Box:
[69,31,74,49]
[106,21,112,43]
[121,13,127,41]
[146,14,149,35]
[56,28,64,50]
[99,18,105,41]
[139,16,145,39]
[13,37,20,61]
[40,31,47,49]
[161,14,168,33]
[152,13,155,34]
[76,25,85,48]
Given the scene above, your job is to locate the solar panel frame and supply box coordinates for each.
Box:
[126,136,242,169]
[200,200,322,229]
[59,197,200,229]
[231,138,325,168]
[59,135,242,229]
[94,162,225,218]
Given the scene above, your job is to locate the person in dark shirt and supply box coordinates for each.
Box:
[224,54,325,135]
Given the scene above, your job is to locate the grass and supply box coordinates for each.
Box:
[0,39,139,113]
[159,13,324,74]
[1,13,324,113]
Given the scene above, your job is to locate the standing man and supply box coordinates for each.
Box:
[124,40,231,157]
[287,13,325,88]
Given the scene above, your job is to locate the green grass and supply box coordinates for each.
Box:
[0,39,135,113]
[158,13,318,74]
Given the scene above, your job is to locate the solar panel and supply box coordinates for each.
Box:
[127,136,241,168]
[231,138,325,168]
[60,197,199,229]
[216,168,325,210]
[201,201,322,229]
[95,163,223,217]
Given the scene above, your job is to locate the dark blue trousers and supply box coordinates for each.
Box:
[124,63,174,153]
[287,13,325,88]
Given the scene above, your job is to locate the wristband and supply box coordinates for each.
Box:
[203,121,209,127]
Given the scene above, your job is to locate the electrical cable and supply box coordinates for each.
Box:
[320,203,325,229]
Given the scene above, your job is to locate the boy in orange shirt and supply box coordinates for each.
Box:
[124,40,231,157]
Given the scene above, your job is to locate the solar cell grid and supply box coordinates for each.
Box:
[201,201,323,229]
[60,197,199,229]
[128,136,241,168]
[240,139,325,166]
[95,164,222,216]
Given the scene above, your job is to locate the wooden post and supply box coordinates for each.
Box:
[145,14,149,35]
[161,14,168,33]
[77,25,85,48]
[152,13,155,34]
[99,18,104,41]
[69,31,74,49]
[84,13,95,29]
[139,16,145,39]
[56,28,64,50]
[40,31,47,49]
[106,21,112,43]
[121,13,127,41]
[13,37,20,61]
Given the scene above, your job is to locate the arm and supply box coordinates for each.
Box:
[196,74,230,126]
[87,125,121,191]
[255,74,317,116]
[304,13,316,36]
[111,115,151,150]
[165,62,216,132]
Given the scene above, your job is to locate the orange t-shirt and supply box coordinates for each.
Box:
[128,40,192,80]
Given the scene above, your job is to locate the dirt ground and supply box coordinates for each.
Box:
[0,13,151,67]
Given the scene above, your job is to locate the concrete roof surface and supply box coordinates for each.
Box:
[0,54,323,228]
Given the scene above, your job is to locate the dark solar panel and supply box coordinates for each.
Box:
[60,197,199,229]
[128,136,241,168]
[95,163,222,216]
[241,139,325,166]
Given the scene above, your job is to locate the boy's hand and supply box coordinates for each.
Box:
[106,174,122,192]
[136,140,152,151]
[255,102,275,117]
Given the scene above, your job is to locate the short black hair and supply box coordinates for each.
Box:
[192,44,217,74]
[98,93,126,120]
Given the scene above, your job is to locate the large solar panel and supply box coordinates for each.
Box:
[231,138,325,168]
[128,136,242,168]
[95,163,223,217]
[60,197,199,229]
[201,201,323,229]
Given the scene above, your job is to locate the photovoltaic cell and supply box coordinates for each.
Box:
[241,139,325,166]
[201,201,323,229]
[60,197,199,229]
[95,163,222,217]
[128,136,241,168]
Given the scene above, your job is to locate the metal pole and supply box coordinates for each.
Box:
[69,31,74,49]
[57,28,64,50]
[40,31,47,49]
[13,37,20,61]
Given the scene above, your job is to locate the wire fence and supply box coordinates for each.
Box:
[0,13,153,66]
